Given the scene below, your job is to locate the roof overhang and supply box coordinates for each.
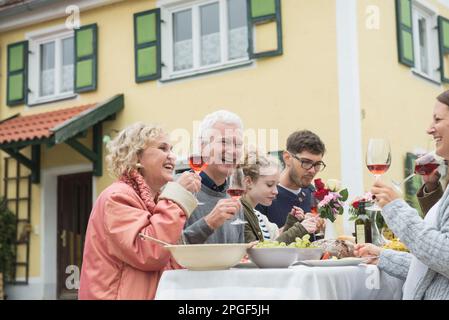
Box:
[0,94,124,183]
[0,0,123,32]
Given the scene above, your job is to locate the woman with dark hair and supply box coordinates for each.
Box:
[355,91,449,300]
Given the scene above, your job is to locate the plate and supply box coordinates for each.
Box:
[292,257,365,267]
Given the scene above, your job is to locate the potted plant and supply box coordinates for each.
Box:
[0,197,16,300]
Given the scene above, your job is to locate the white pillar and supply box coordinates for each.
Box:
[336,0,364,235]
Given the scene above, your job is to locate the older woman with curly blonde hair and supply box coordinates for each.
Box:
[79,122,200,300]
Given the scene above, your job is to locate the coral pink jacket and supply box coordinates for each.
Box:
[78,181,186,300]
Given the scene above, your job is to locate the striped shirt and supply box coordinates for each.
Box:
[254,209,272,240]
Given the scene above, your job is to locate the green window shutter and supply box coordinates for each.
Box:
[395,0,414,67]
[7,41,28,106]
[438,16,449,83]
[75,24,98,93]
[247,0,283,59]
[134,8,161,83]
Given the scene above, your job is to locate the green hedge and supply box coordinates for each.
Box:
[0,197,16,282]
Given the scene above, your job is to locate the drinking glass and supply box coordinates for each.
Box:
[188,154,208,205]
[366,139,391,210]
[227,168,247,225]
[392,152,440,192]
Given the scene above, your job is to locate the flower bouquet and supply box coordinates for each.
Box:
[313,178,348,223]
[348,192,375,221]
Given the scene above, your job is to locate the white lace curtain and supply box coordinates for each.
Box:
[40,69,54,96]
[174,26,247,71]
[61,65,74,93]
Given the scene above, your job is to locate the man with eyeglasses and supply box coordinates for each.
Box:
[256,130,326,237]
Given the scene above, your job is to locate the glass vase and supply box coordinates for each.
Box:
[324,218,337,240]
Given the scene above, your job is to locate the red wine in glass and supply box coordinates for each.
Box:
[414,163,439,175]
[227,188,244,200]
[189,155,208,173]
[392,152,439,192]
[367,164,391,175]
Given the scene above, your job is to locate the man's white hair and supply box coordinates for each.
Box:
[199,109,244,143]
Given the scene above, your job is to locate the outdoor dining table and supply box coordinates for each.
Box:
[155,263,404,300]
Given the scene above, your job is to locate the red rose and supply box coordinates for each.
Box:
[313,189,329,201]
[352,201,359,209]
[314,178,325,190]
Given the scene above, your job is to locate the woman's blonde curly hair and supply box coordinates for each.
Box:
[239,150,281,182]
[106,122,164,177]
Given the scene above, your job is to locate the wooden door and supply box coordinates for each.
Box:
[57,172,92,300]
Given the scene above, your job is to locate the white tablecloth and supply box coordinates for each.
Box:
[155,264,404,300]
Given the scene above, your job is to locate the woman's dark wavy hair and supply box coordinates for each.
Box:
[437,90,449,106]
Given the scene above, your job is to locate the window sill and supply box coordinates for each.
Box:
[160,60,254,83]
[411,69,441,86]
[27,93,78,107]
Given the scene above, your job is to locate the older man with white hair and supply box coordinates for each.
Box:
[183,110,245,244]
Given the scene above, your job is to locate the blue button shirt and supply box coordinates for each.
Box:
[199,171,227,192]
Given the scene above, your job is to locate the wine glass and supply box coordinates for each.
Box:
[392,152,440,192]
[226,168,247,225]
[366,139,391,211]
[188,154,208,205]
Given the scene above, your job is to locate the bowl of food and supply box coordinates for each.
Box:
[288,235,323,261]
[382,238,409,252]
[247,241,298,268]
[295,248,323,261]
[165,243,251,271]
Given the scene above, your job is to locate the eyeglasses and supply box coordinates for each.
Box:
[288,152,326,172]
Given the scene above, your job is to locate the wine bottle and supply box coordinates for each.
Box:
[355,202,373,244]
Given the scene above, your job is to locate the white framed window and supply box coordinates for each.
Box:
[27,25,76,105]
[160,0,250,80]
[411,1,440,82]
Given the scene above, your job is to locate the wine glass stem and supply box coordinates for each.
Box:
[192,169,203,204]
[402,173,416,184]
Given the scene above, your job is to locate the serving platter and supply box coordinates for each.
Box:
[292,257,365,267]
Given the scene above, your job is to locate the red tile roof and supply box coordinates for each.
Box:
[0,103,97,145]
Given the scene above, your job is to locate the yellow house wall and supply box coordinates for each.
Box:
[358,0,449,192]
[0,0,339,279]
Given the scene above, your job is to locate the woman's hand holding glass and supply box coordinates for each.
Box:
[371,180,400,208]
[422,167,441,192]
[176,171,202,194]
